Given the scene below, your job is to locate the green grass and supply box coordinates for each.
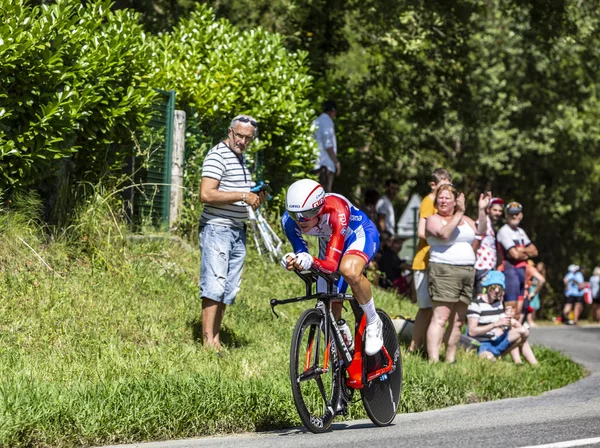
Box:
[0,205,584,447]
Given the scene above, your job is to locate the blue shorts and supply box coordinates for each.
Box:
[336,219,379,293]
[504,263,525,302]
[478,331,511,357]
[199,224,246,305]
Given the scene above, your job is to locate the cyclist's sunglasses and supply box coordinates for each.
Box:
[233,116,258,127]
[289,206,322,223]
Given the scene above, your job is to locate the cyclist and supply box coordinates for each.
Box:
[280,179,383,355]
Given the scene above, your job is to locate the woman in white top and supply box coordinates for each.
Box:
[425,184,490,362]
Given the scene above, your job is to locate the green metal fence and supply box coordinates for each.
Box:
[132,89,176,228]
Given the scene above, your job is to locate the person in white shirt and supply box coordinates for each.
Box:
[313,100,340,193]
[376,179,399,236]
[425,184,490,362]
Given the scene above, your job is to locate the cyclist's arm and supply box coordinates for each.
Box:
[281,213,309,253]
[312,208,349,274]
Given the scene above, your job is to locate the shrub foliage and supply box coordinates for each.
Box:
[0,0,157,189]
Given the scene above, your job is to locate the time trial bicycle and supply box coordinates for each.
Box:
[270,268,402,433]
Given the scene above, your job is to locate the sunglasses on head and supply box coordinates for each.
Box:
[505,201,523,214]
[289,206,322,223]
[233,116,258,127]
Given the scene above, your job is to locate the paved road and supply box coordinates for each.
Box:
[101,326,600,448]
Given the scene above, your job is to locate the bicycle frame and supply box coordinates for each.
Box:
[270,269,395,390]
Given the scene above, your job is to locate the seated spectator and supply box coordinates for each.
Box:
[378,236,412,295]
[467,271,538,365]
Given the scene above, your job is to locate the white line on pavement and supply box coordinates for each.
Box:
[523,437,600,448]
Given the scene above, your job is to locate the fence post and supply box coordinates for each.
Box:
[170,109,186,229]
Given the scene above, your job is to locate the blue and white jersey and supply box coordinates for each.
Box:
[281,193,379,274]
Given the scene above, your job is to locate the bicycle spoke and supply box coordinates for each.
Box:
[315,375,332,407]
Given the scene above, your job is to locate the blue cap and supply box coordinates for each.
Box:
[481,270,505,289]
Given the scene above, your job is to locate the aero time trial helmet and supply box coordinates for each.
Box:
[286,179,325,222]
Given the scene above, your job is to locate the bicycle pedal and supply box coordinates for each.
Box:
[335,405,349,416]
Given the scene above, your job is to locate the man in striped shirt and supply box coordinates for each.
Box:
[467,270,537,365]
[199,115,267,351]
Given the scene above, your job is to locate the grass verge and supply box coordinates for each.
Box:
[0,210,584,447]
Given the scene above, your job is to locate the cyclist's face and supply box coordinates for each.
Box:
[297,217,319,231]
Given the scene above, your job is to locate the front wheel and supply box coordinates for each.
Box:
[361,309,402,426]
[290,308,341,433]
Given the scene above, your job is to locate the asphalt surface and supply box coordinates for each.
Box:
[100,326,600,448]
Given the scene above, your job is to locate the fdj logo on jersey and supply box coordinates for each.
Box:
[338,213,347,226]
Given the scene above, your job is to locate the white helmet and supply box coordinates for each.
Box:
[286,179,326,222]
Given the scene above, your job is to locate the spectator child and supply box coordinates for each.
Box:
[378,236,411,295]
[467,270,538,365]
[523,260,546,327]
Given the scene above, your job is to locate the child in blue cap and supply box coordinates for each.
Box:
[466,271,538,365]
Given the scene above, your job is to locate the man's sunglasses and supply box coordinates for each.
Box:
[233,116,258,127]
[289,206,322,223]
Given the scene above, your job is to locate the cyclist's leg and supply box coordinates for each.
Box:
[339,223,382,355]
[339,222,379,307]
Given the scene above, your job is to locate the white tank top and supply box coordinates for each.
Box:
[427,221,476,266]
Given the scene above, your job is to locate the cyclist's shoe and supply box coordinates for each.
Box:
[364,318,384,356]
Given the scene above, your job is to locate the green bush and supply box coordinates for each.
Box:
[0,0,156,188]
[149,4,318,203]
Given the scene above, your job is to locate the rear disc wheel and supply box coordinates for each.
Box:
[361,309,403,426]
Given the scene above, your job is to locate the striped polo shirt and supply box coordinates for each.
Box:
[467,297,506,342]
[200,141,252,228]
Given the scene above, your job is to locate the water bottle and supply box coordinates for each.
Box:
[337,318,354,351]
